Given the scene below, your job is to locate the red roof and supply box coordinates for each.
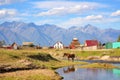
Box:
[85,40,98,46]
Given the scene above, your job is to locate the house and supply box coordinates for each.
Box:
[84,40,99,50]
[105,42,112,49]
[112,42,120,48]
[2,42,18,49]
[53,41,64,49]
[106,42,120,49]
[85,40,98,47]
[69,38,80,49]
[2,45,13,49]
[11,42,18,49]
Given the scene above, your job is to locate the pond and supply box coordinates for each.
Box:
[56,62,120,80]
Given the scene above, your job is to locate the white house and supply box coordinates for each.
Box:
[53,41,64,49]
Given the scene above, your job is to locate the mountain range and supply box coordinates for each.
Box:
[0,21,120,46]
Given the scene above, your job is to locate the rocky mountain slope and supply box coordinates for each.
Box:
[0,21,119,46]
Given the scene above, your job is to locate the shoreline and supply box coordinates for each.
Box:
[0,49,120,80]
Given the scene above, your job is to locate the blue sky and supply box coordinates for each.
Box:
[0,0,120,29]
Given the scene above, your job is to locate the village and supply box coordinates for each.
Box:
[1,0,120,80]
[0,38,120,50]
[0,38,120,80]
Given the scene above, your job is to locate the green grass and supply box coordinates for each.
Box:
[109,49,120,56]
[0,48,120,64]
[79,63,118,69]
[76,51,102,57]
[0,49,85,80]
[0,48,120,80]
[0,49,87,66]
[74,49,120,60]
[0,73,60,80]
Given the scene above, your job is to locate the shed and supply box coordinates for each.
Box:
[105,42,112,49]
[53,41,64,49]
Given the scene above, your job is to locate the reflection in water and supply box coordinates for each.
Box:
[63,65,75,73]
[56,65,120,80]
[113,69,120,75]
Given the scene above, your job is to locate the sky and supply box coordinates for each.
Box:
[0,0,120,29]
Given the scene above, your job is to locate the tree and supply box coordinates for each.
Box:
[117,35,120,42]
[0,40,5,47]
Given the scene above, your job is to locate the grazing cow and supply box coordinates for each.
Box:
[63,53,75,61]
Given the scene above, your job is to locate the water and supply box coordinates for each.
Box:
[56,63,120,80]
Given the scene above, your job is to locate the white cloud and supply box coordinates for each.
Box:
[60,14,120,28]
[85,15,103,20]
[111,10,120,16]
[0,8,33,22]
[33,1,106,16]
[37,7,67,16]
[0,0,26,5]
[37,4,98,16]
[33,1,105,9]
[0,9,17,19]
[60,15,105,27]
[60,17,83,28]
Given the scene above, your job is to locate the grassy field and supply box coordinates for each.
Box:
[79,63,118,69]
[0,69,61,80]
[0,48,119,80]
[0,49,87,80]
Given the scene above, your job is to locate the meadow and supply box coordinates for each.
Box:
[0,48,120,80]
[0,49,86,80]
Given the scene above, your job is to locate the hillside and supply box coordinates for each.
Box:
[0,21,120,46]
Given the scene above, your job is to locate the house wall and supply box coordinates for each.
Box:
[85,40,98,47]
[105,42,112,49]
[83,46,98,50]
[13,44,18,49]
[112,42,120,48]
[54,42,64,49]
[22,42,33,46]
